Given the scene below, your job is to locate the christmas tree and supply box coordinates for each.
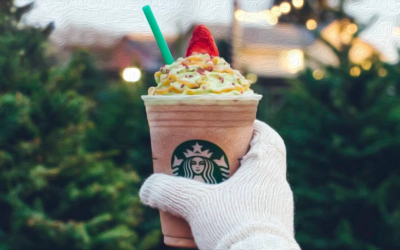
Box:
[0,1,160,249]
[269,0,400,249]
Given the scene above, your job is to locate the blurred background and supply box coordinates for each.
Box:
[1,0,400,249]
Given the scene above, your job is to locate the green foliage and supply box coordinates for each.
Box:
[0,1,157,250]
[266,1,400,249]
[270,23,400,250]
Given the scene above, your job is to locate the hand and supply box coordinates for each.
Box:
[140,120,301,250]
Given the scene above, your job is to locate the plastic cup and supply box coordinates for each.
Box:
[142,94,262,248]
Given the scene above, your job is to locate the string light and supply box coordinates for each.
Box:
[280,2,291,14]
[313,69,324,80]
[327,0,340,8]
[393,27,400,37]
[349,41,373,64]
[266,11,278,25]
[361,60,372,70]
[271,6,282,17]
[286,49,304,73]
[246,73,258,84]
[347,23,357,34]
[234,10,245,20]
[340,32,352,44]
[306,19,317,30]
[234,9,277,25]
[350,66,361,77]
[292,0,304,9]
[379,68,388,77]
[122,67,141,82]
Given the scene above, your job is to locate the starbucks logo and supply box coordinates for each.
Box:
[171,140,229,184]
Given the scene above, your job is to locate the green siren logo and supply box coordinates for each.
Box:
[171,140,229,184]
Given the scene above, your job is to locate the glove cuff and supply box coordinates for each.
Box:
[229,233,301,250]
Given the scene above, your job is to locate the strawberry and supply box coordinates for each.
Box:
[186,25,219,57]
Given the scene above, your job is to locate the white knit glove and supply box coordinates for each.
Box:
[140,120,301,250]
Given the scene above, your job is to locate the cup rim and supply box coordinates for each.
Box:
[141,94,263,101]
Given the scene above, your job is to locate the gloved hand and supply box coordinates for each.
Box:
[140,120,301,250]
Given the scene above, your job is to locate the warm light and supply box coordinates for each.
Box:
[287,49,304,73]
[327,0,340,8]
[313,69,324,80]
[349,40,374,64]
[393,27,400,37]
[321,20,341,49]
[350,66,361,77]
[280,2,291,14]
[234,9,277,25]
[122,67,141,82]
[265,10,278,25]
[234,10,245,20]
[292,0,304,9]
[347,23,357,34]
[361,60,372,70]
[340,32,352,44]
[271,6,282,17]
[246,73,258,84]
[379,68,388,77]
[306,19,317,30]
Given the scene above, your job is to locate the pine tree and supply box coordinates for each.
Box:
[269,0,400,249]
[0,1,158,249]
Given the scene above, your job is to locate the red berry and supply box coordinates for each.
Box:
[181,84,185,88]
[186,25,219,57]
[197,68,205,75]
[207,66,213,71]
[232,82,235,86]
[219,76,224,83]
[166,69,170,74]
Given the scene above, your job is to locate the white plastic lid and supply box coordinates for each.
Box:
[141,94,263,101]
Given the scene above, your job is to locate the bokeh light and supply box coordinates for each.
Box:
[306,19,317,30]
[350,66,361,77]
[271,6,282,17]
[379,68,388,77]
[234,9,277,25]
[361,60,372,70]
[393,27,400,37]
[313,69,324,80]
[340,32,352,44]
[265,10,278,25]
[234,10,245,20]
[292,0,304,9]
[287,49,304,73]
[349,40,374,64]
[122,67,141,82]
[347,23,358,34]
[246,73,258,83]
[280,2,291,14]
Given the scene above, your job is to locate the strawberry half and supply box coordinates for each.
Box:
[186,25,219,57]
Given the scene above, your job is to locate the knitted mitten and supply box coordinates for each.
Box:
[140,120,301,250]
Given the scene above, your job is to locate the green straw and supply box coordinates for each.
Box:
[142,5,174,65]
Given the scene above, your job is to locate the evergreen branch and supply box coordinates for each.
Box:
[15,2,34,23]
